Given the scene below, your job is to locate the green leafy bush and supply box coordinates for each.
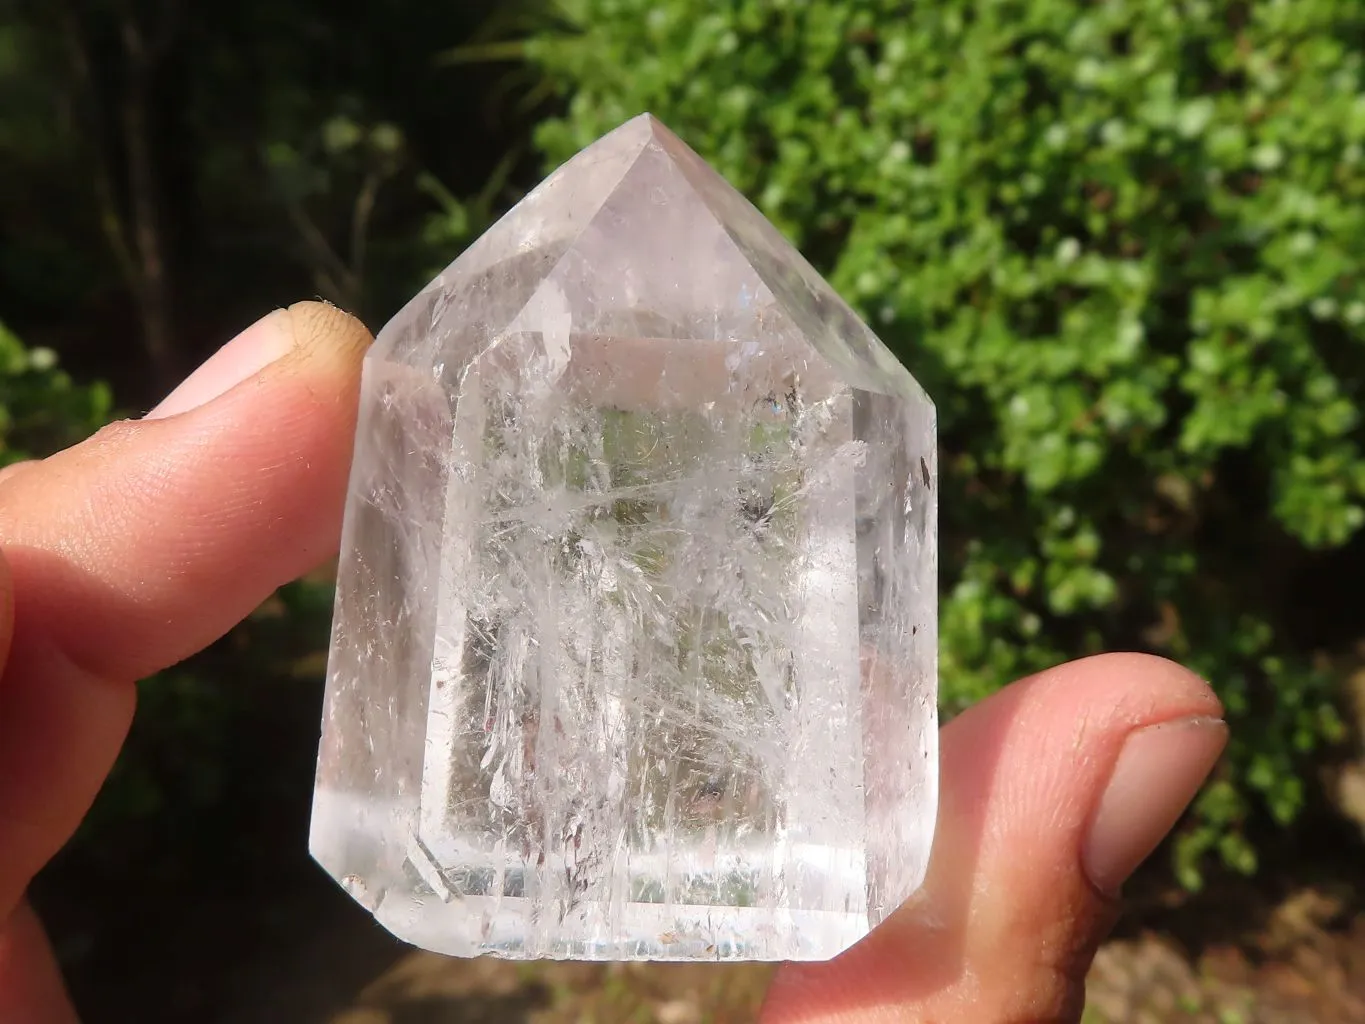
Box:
[0,321,110,464]
[531,0,1365,884]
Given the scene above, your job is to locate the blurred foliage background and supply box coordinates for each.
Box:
[4,0,1365,1020]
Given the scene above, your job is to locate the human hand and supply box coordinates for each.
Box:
[0,302,1225,1022]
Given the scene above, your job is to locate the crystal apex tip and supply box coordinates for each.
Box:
[612,111,684,151]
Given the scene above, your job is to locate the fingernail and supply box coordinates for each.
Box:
[145,309,293,419]
[1083,716,1228,894]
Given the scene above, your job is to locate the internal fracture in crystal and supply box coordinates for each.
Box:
[310,114,938,962]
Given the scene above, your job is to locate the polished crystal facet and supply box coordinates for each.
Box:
[310,114,938,962]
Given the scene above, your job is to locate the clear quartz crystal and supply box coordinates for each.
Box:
[310,114,938,962]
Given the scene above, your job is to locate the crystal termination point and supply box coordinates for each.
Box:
[310,114,938,962]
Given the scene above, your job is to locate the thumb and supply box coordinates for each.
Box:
[762,653,1226,1022]
[0,300,370,915]
[0,300,370,1023]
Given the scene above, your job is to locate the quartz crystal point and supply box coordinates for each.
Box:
[310,114,938,962]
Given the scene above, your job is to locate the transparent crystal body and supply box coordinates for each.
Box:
[311,115,937,962]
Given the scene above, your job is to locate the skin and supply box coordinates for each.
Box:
[0,303,1226,1022]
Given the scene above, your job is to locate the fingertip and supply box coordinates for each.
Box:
[1089,651,1220,705]
[147,301,372,421]
[1018,651,1223,727]
[1084,715,1228,894]
[146,309,292,419]
[277,300,374,372]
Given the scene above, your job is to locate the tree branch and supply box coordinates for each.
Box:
[349,170,382,289]
[54,1,137,288]
[55,0,180,385]
[115,0,178,383]
[282,197,360,308]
